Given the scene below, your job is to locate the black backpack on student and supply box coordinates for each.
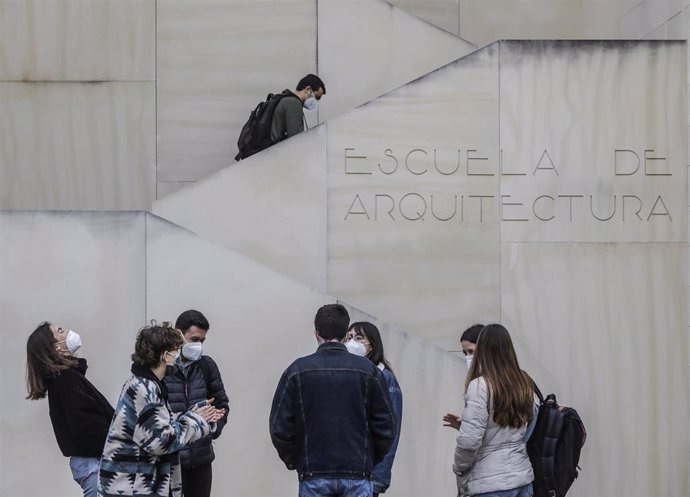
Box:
[527,384,587,497]
[234,90,298,161]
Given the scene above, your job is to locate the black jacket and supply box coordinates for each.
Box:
[269,342,397,481]
[46,358,115,457]
[164,355,229,469]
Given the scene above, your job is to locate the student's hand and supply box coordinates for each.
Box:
[443,413,461,430]
[194,404,223,423]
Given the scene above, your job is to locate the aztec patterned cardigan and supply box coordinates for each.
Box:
[99,365,213,497]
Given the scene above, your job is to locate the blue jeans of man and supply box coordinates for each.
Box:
[299,478,373,497]
[69,456,100,497]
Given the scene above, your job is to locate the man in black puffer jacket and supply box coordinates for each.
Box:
[164,310,230,497]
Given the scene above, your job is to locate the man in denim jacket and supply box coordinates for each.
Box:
[269,304,397,497]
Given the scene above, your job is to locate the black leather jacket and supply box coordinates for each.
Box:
[164,356,229,469]
[269,342,396,481]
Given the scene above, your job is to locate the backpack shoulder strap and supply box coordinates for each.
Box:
[533,380,545,404]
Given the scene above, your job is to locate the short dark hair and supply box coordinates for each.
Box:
[314,304,349,340]
[461,324,484,344]
[132,323,184,369]
[296,74,325,94]
[175,309,210,333]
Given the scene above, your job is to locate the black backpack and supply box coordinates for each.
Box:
[527,384,587,497]
[234,90,298,161]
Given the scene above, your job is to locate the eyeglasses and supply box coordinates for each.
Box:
[348,334,369,344]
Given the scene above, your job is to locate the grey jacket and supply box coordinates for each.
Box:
[453,377,533,496]
[270,91,304,142]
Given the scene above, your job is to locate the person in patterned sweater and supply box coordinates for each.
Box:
[98,323,224,497]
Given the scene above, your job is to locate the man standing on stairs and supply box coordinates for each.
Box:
[270,73,326,143]
[269,303,396,497]
[164,310,230,497]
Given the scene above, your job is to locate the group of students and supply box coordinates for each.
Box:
[25,310,229,497]
[26,304,536,497]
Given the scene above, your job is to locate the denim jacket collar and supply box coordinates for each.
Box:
[316,341,347,352]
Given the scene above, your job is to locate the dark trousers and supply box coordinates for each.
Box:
[181,464,213,497]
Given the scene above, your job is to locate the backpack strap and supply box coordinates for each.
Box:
[542,410,564,496]
[532,382,562,497]
[533,381,545,404]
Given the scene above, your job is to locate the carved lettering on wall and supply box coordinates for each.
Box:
[342,147,676,224]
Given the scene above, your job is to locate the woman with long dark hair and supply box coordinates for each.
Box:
[453,324,534,497]
[26,322,115,497]
[345,321,402,497]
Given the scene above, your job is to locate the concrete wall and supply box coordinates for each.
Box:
[0,0,473,207]
[388,0,687,43]
[157,0,474,197]
[0,211,146,496]
[2,0,685,209]
[0,0,156,210]
[154,40,689,497]
[0,210,464,497]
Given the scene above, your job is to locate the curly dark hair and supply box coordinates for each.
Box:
[131,322,184,369]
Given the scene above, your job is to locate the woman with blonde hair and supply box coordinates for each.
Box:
[453,324,534,497]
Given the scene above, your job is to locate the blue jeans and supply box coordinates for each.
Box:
[474,482,533,497]
[69,456,100,497]
[299,478,373,497]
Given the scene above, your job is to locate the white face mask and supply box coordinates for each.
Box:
[303,93,318,111]
[345,340,367,357]
[182,342,203,362]
[465,355,473,370]
[165,350,180,363]
[58,330,82,354]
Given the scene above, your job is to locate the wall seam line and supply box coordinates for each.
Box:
[154,0,159,202]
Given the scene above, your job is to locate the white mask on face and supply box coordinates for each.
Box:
[303,93,317,111]
[58,330,82,354]
[165,350,180,363]
[182,342,203,362]
[465,355,473,370]
[346,340,367,357]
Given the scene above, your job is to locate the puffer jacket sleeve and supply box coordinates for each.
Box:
[453,377,489,476]
[134,383,212,456]
[203,356,229,439]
